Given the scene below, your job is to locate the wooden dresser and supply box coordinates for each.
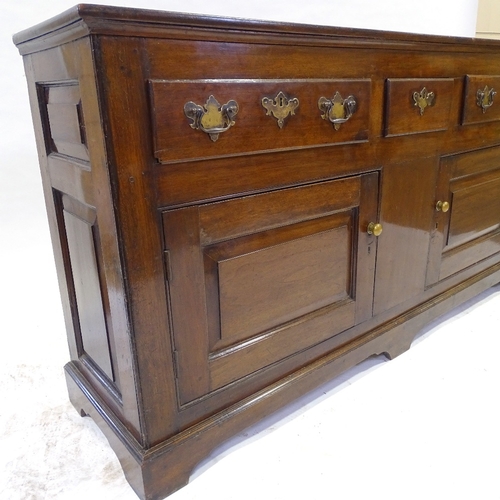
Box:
[14,5,500,499]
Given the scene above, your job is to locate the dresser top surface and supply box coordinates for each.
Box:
[13,3,500,55]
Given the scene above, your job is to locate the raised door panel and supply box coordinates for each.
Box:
[426,146,500,286]
[59,194,116,387]
[446,173,500,249]
[208,216,352,350]
[162,173,379,405]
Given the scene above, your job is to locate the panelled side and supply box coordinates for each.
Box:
[21,37,142,440]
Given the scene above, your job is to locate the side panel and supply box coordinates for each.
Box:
[62,194,114,383]
[22,38,142,439]
[43,82,89,163]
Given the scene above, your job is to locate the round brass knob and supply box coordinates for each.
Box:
[436,201,450,212]
[367,222,383,236]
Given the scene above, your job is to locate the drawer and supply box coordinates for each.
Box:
[384,78,454,137]
[149,79,371,163]
[462,75,500,125]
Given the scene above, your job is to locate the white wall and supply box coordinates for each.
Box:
[476,0,500,39]
[10,0,481,38]
[117,0,479,36]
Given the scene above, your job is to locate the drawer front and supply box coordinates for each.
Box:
[384,78,454,137]
[150,79,371,163]
[462,75,500,125]
[426,146,500,286]
[162,173,379,404]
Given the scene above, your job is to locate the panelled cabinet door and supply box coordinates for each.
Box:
[162,173,379,405]
[426,146,500,287]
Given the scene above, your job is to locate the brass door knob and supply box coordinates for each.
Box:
[436,201,450,212]
[367,222,383,236]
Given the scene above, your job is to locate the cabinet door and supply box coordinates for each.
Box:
[426,146,500,287]
[163,173,379,404]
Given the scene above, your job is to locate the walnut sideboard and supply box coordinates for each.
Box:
[14,5,500,499]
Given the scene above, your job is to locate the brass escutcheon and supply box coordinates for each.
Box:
[318,91,357,130]
[261,91,299,129]
[476,86,496,113]
[413,87,435,116]
[184,95,239,142]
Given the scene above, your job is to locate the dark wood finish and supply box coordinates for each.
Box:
[13,5,500,500]
[426,146,500,286]
[150,79,371,163]
[41,82,89,163]
[163,174,378,402]
[373,157,438,314]
[19,34,143,439]
[61,195,115,382]
[384,78,455,137]
[463,75,500,125]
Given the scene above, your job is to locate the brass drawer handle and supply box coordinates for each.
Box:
[184,95,239,142]
[436,200,450,212]
[413,87,435,116]
[477,86,496,113]
[318,92,357,130]
[367,222,383,236]
[262,91,299,129]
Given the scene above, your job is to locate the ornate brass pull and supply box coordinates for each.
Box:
[476,86,496,113]
[436,201,450,212]
[367,222,383,236]
[318,92,357,130]
[262,91,299,129]
[413,87,435,116]
[184,95,239,142]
